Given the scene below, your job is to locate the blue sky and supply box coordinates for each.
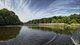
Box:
[0,0,80,22]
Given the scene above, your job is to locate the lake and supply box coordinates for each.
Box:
[0,25,79,45]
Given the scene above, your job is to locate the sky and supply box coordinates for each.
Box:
[0,0,80,22]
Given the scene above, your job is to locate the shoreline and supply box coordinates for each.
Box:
[27,23,80,35]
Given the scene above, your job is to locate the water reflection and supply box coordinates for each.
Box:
[0,26,75,45]
[28,26,71,35]
[71,29,80,45]
[0,26,21,40]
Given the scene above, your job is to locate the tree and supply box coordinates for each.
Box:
[51,19,56,23]
[70,19,78,24]
[0,8,23,25]
[26,14,80,24]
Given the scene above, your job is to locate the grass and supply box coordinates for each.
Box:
[27,23,80,35]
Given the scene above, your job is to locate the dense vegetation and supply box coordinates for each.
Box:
[26,14,80,24]
[0,8,23,25]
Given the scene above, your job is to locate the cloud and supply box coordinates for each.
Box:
[0,0,80,22]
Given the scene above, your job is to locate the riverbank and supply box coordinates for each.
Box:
[27,23,80,35]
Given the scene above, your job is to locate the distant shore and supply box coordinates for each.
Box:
[27,23,80,35]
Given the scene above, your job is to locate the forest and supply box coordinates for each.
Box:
[0,8,23,25]
[26,14,80,24]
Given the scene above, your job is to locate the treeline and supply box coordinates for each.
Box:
[26,14,80,24]
[0,8,23,25]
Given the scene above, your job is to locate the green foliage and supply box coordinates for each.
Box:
[51,19,56,23]
[0,8,23,25]
[26,14,80,24]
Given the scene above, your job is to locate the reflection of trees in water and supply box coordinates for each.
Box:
[29,27,70,35]
[0,27,21,40]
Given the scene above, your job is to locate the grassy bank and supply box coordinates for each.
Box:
[27,23,80,35]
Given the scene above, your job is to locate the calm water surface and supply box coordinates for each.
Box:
[0,25,76,45]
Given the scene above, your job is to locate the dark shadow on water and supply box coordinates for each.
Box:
[0,26,21,40]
